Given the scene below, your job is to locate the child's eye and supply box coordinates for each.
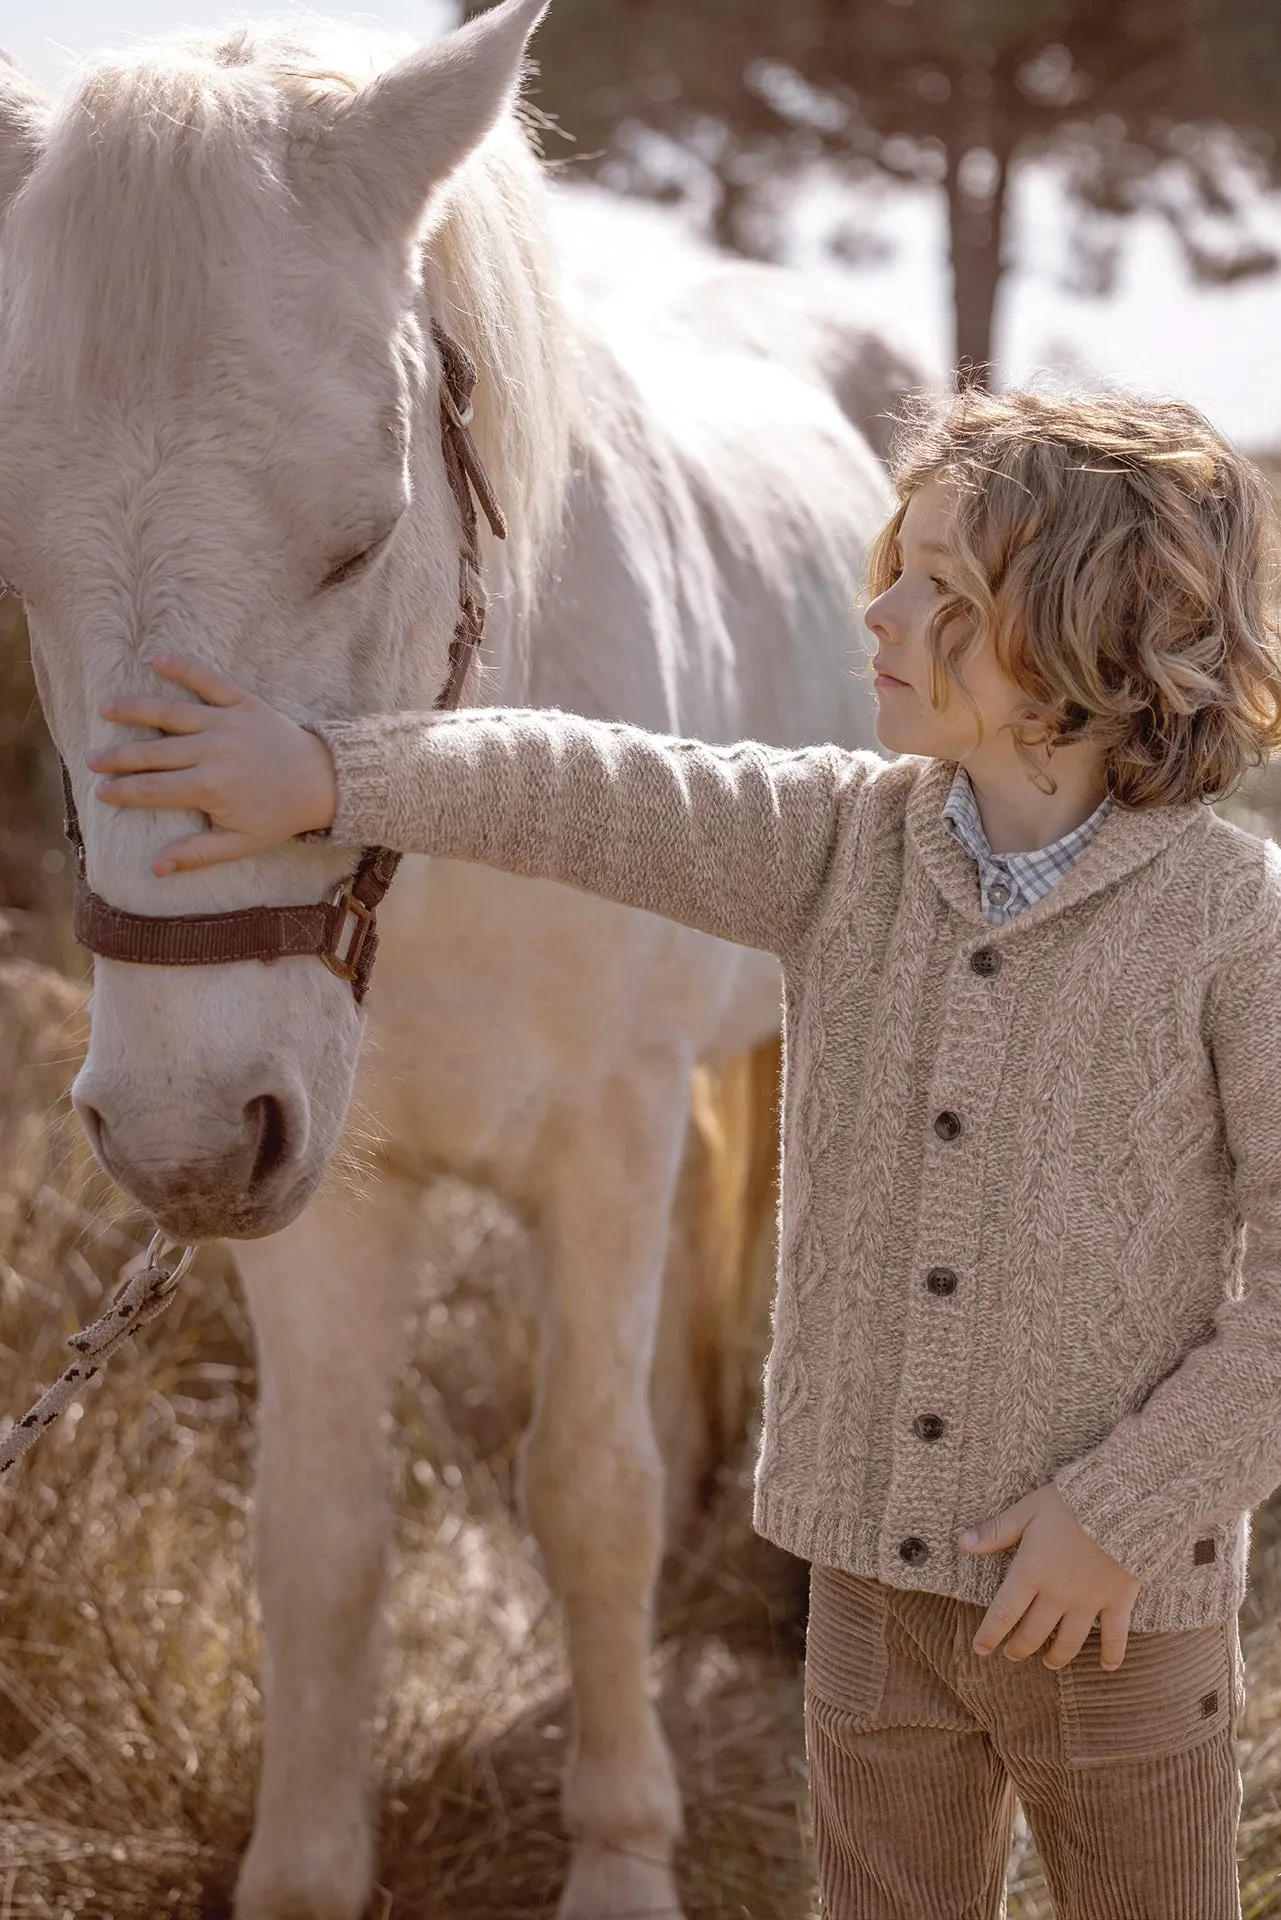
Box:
[930,575,952,594]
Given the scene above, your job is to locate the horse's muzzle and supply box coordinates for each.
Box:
[73,1072,314,1240]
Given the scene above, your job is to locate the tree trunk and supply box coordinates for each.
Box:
[944,136,1013,391]
[710,170,777,260]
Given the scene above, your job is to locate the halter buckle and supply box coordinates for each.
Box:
[322,885,374,984]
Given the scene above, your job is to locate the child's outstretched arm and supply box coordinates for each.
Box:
[88,656,880,957]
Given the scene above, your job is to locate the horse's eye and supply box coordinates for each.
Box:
[320,545,377,590]
[319,529,393,591]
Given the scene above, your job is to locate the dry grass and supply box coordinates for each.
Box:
[4,905,1281,1918]
[0,960,815,1919]
[3,464,1281,1917]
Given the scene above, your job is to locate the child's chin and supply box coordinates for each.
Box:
[874,713,918,754]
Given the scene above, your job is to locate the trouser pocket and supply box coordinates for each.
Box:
[1057,1620,1236,1767]
[805,1565,890,1724]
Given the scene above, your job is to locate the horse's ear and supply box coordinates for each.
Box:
[0,52,48,215]
[318,0,549,240]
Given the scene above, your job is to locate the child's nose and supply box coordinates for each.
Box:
[865,590,892,637]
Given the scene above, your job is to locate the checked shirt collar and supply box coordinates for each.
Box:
[941,765,1113,925]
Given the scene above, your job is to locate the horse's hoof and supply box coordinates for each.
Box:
[233,1824,373,1920]
[557,1840,684,1919]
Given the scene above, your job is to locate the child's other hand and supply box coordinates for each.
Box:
[959,1482,1141,1671]
[87,655,338,877]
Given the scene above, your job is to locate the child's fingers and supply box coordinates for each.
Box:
[1001,1593,1061,1661]
[95,770,214,812]
[154,828,257,877]
[1043,1610,1097,1671]
[150,654,247,706]
[972,1572,1036,1656]
[87,735,202,776]
[960,1495,1032,1554]
[99,695,219,735]
[1097,1606,1133,1673]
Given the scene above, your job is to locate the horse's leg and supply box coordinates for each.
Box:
[232,1172,419,1920]
[523,1054,690,1920]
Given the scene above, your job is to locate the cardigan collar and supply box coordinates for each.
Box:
[903,754,1209,937]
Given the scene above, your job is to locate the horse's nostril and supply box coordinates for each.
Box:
[70,1067,309,1237]
[245,1094,290,1199]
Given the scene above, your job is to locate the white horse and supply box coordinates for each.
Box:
[0,5,899,1914]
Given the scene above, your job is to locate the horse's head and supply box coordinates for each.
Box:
[0,0,558,1240]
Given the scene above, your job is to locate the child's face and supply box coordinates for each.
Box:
[864,479,1026,767]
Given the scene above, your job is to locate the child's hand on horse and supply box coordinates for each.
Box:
[87,655,337,875]
[959,1482,1142,1670]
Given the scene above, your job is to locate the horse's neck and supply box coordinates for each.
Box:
[415,143,582,713]
[474,317,651,719]
[495,317,723,731]
[480,587,536,710]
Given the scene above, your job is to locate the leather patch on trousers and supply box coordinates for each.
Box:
[1058,1621,1234,1767]
[805,1566,889,1723]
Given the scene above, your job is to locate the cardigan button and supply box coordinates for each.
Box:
[934,1110,962,1141]
[913,1413,946,1442]
[926,1266,958,1296]
[899,1536,929,1566]
[970,946,1001,977]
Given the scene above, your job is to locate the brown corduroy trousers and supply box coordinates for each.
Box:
[804,1566,1244,1920]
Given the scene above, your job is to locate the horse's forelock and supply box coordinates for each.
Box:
[5,48,295,392]
[3,16,577,603]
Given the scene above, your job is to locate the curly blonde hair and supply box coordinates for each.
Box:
[867,387,1281,808]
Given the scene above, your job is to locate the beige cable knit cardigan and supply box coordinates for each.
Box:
[317,707,1281,1632]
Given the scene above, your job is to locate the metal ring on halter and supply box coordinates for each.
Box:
[321,883,375,985]
[147,1232,198,1292]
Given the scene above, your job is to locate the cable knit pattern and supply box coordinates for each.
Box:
[318,705,1281,1632]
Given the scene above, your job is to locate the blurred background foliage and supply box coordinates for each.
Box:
[505,0,1281,380]
[0,594,74,974]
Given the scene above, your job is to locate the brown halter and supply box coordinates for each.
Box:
[60,321,506,1006]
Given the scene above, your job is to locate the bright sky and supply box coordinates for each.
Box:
[8,3,1281,452]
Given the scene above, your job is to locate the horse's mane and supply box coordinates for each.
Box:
[4,14,578,594]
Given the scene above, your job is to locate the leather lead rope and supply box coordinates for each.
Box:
[60,322,505,1006]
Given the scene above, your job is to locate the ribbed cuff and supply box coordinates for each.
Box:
[312,719,407,849]
[1052,1456,1187,1583]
